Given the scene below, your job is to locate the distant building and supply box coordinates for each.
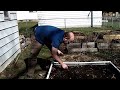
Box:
[0,11,21,72]
[37,11,102,28]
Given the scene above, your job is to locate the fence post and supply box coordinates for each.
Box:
[91,11,93,27]
[64,18,66,29]
[106,17,108,27]
[119,17,120,29]
[26,19,27,36]
[112,17,113,28]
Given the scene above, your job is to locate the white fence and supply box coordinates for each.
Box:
[38,17,102,28]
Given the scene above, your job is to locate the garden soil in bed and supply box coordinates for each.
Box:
[49,64,120,79]
[60,54,104,62]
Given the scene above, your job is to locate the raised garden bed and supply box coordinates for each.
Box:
[46,61,120,79]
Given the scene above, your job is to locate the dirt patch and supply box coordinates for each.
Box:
[60,54,103,62]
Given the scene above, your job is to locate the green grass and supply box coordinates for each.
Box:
[18,21,120,36]
[62,22,120,35]
[63,27,113,35]
[102,22,120,30]
[18,21,38,37]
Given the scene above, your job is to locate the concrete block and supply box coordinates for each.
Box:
[82,42,95,48]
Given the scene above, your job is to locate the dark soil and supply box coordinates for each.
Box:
[49,64,120,79]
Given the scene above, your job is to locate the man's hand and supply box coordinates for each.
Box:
[61,63,68,69]
[52,47,67,69]
[57,50,64,56]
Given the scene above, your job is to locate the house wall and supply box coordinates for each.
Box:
[0,11,21,72]
[17,11,38,20]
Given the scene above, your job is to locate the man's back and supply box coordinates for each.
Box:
[35,25,61,37]
[34,25,65,48]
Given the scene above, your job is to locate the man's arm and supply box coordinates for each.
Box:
[51,47,68,69]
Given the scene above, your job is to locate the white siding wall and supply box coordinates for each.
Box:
[93,11,102,27]
[0,11,4,21]
[0,11,21,72]
[38,11,102,28]
[17,11,38,20]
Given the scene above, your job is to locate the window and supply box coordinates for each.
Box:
[4,11,10,20]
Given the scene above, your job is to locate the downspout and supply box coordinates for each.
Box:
[91,11,93,27]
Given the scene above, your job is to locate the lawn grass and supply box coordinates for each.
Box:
[18,21,120,36]
[63,27,113,35]
[18,21,38,37]
[102,22,120,30]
